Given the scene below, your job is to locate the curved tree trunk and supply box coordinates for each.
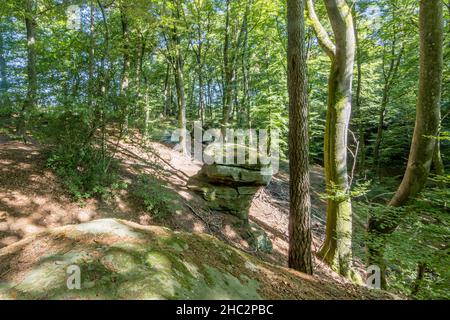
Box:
[368,0,443,289]
[287,0,313,275]
[389,0,443,208]
[307,0,356,278]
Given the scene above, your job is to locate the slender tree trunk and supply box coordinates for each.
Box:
[353,11,364,173]
[97,0,110,158]
[196,54,205,127]
[17,0,37,137]
[120,4,131,134]
[222,0,233,132]
[174,53,186,154]
[136,33,145,89]
[207,77,213,120]
[0,23,9,108]
[287,0,313,275]
[88,0,95,107]
[221,0,247,133]
[193,3,205,128]
[373,40,403,176]
[144,86,150,139]
[239,0,251,128]
[188,74,195,112]
[373,87,388,174]
[163,64,171,117]
[368,0,444,289]
[170,4,187,155]
[411,262,427,297]
[433,139,445,178]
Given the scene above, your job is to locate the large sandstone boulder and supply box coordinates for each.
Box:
[201,164,272,186]
[0,219,391,300]
[189,143,273,223]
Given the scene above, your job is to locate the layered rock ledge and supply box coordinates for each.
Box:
[189,143,273,223]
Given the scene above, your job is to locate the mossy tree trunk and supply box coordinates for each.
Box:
[389,0,443,208]
[306,0,356,278]
[287,0,313,275]
[368,0,444,289]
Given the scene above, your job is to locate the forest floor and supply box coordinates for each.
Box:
[0,131,366,288]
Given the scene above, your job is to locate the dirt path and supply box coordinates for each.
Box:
[0,133,359,286]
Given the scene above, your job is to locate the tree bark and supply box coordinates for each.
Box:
[239,0,251,128]
[367,0,444,289]
[120,3,131,133]
[88,0,95,107]
[170,3,187,155]
[389,0,443,208]
[174,52,187,154]
[433,139,445,179]
[0,22,8,107]
[352,11,364,173]
[17,0,37,137]
[221,0,247,133]
[373,39,404,176]
[163,64,171,117]
[222,0,234,131]
[287,0,313,275]
[307,0,356,278]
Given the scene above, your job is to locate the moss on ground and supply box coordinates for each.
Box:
[0,219,394,300]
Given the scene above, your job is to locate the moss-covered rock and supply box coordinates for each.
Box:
[201,164,271,186]
[0,219,393,300]
[242,223,273,254]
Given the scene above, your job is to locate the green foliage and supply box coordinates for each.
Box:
[384,179,450,300]
[354,176,450,300]
[42,111,124,201]
[131,175,182,220]
[0,0,448,300]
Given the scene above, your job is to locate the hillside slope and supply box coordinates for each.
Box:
[0,219,392,300]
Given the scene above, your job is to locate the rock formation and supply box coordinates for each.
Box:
[0,219,393,300]
[189,143,273,223]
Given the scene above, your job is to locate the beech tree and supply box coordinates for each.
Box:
[389,0,443,208]
[306,0,356,278]
[368,0,444,288]
[0,0,448,299]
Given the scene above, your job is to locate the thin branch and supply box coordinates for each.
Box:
[305,0,336,59]
[348,129,360,188]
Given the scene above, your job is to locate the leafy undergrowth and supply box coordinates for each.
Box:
[130,175,183,220]
[353,176,450,300]
[37,111,127,201]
